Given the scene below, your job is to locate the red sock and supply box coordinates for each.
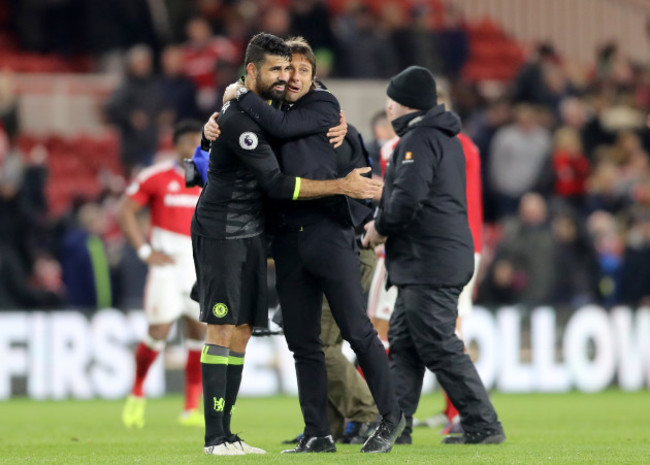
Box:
[184,349,202,411]
[443,391,459,420]
[132,342,159,397]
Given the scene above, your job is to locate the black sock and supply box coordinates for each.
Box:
[201,344,229,446]
[223,351,244,438]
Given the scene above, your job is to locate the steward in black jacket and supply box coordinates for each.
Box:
[365,66,504,446]
[375,104,474,288]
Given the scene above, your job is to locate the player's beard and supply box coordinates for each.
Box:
[256,74,287,101]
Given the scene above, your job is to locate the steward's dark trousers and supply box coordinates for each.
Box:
[388,285,502,435]
[272,217,400,437]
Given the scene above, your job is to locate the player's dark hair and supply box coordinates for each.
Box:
[285,36,316,79]
[173,119,203,145]
[244,33,292,70]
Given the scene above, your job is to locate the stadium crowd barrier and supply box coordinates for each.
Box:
[1,305,648,400]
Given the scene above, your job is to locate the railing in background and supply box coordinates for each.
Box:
[451,0,650,65]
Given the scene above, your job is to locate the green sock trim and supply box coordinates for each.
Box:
[292,177,301,200]
[87,235,112,308]
[201,345,229,365]
[228,355,244,365]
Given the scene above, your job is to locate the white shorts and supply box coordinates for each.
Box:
[458,253,481,317]
[143,255,200,325]
[367,256,398,321]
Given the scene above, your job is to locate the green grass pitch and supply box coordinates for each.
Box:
[1,391,648,464]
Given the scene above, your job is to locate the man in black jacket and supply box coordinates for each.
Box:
[363,66,505,445]
[225,37,404,453]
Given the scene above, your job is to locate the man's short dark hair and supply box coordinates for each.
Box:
[285,36,317,79]
[173,119,203,145]
[244,33,292,69]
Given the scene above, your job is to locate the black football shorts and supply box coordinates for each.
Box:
[192,234,268,328]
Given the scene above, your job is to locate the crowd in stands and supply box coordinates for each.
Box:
[0,0,649,311]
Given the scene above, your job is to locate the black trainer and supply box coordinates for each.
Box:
[442,429,506,445]
[281,435,336,453]
[360,413,406,453]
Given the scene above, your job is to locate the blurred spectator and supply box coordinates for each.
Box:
[489,105,552,218]
[59,201,113,309]
[477,257,521,306]
[104,45,166,176]
[585,158,631,214]
[618,208,650,307]
[551,127,590,210]
[259,4,291,38]
[366,110,396,177]
[468,98,512,222]
[512,43,566,109]
[438,4,470,81]
[159,45,200,122]
[334,4,399,78]
[551,211,599,306]
[182,16,239,116]
[379,1,417,73]
[558,96,615,162]
[0,69,19,141]
[483,193,555,305]
[289,0,338,77]
[596,41,619,83]
[0,244,63,309]
[586,211,624,306]
[85,0,165,73]
[0,149,40,269]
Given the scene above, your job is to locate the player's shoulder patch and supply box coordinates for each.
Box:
[239,131,258,150]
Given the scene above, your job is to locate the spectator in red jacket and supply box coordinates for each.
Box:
[552,126,590,209]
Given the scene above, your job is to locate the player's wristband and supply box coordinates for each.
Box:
[137,244,153,261]
[292,177,301,200]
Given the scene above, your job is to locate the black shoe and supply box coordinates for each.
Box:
[395,431,412,445]
[360,413,406,453]
[281,433,303,445]
[281,435,337,453]
[442,429,506,445]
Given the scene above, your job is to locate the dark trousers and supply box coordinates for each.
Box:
[322,248,379,437]
[388,285,502,435]
[272,218,400,437]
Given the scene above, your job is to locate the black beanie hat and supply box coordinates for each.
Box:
[387,66,437,110]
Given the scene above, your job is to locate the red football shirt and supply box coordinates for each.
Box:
[183,37,238,90]
[458,133,483,253]
[126,160,201,237]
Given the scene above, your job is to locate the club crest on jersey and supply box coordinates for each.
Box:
[239,132,258,150]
